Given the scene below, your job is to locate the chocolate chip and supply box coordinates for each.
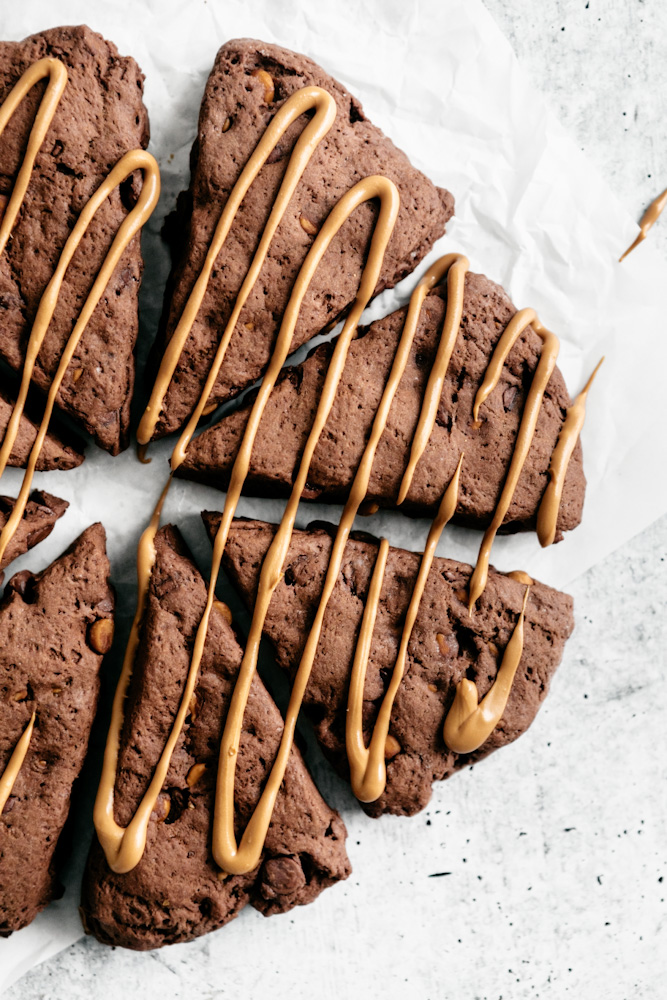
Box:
[503,385,518,412]
[8,570,37,603]
[260,856,306,899]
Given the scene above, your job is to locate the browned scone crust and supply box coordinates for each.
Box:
[182,273,585,536]
[211,516,575,819]
[0,386,84,470]
[81,525,349,951]
[0,523,113,934]
[0,491,68,583]
[0,25,150,454]
[151,38,454,439]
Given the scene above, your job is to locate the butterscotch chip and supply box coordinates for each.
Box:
[436,632,449,656]
[72,368,83,383]
[384,734,401,759]
[89,618,114,654]
[252,68,274,103]
[154,794,170,823]
[186,762,207,787]
[188,691,199,721]
[455,589,468,604]
[202,402,218,416]
[12,689,28,702]
[488,641,499,657]
[221,116,232,133]
[359,500,379,516]
[428,683,438,693]
[299,215,318,236]
[213,599,232,624]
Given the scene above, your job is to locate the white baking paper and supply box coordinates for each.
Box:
[1,0,665,992]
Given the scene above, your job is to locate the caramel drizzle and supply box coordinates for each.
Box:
[347,456,463,802]
[443,586,530,754]
[0,712,36,814]
[619,186,667,262]
[0,61,159,806]
[537,358,603,547]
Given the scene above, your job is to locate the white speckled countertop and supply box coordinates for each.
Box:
[5,1,667,997]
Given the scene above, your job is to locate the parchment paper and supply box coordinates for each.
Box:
[1,0,665,991]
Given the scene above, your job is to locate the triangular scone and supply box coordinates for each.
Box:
[0,26,150,454]
[0,386,84,470]
[81,525,350,951]
[0,524,113,934]
[182,273,585,537]
[150,38,454,439]
[209,515,574,819]
[0,491,68,584]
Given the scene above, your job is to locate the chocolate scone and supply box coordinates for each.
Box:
[182,273,586,537]
[0,25,150,454]
[0,386,84,471]
[0,491,68,584]
[82,525,350,951]
[149,38,454,439]
[211,515,575,818]
[0,523,113,934]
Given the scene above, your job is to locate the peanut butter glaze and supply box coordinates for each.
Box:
[468,309,559,612]
[0,61,159,807]
[103,253,580,869]
[444,586,530,754]
[99,79,593,873]
[619,186,667,261]
[0,712,35,814]
[537,358,603,547]
[137,86,337,451]
[397,255,469,503]
[0,59,67,258]
[0,149,160,565]
[347,456,463,802]
[507,570,534,586]
[95,80,402,873]
[211,180,399,875]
